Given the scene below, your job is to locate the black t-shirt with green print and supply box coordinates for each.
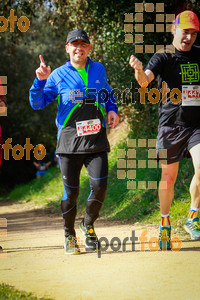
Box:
[145,45,200,127]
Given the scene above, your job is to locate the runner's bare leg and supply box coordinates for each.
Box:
[189,143,200,209]
[158,162,179,214]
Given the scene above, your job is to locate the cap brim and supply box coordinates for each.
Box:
[178,23,200,31]
[66,37,90,44]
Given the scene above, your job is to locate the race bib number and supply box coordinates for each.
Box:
[182,85,200,106]
[76,119,101,136]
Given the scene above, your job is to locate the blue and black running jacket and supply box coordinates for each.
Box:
[29,58,118,154]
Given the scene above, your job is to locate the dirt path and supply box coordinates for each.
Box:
[0,202,200,300]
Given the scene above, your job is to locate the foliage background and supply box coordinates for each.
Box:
[0,0,199,193]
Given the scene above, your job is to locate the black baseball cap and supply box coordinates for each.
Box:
[66,29,90,44]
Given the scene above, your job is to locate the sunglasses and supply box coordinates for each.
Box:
[68,41,90,48]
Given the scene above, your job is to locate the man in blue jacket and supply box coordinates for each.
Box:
[29,29,119,255]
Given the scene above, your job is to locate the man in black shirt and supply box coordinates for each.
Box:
[129,10,200,249]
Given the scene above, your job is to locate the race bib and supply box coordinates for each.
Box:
[182,85,200,106]
[76,119,101,136]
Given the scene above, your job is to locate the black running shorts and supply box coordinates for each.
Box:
[157,126,200,164]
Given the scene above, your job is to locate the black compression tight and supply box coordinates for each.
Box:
[59,152,108,237]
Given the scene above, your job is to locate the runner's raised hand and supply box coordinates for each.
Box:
[36,55,51,80]
[129,55,143,70]
[129,55,154,87]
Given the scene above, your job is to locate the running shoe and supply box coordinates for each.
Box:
[64,235,80,255]
[79,219,100,252]
[159,225,171,250]
[184,217,200,240]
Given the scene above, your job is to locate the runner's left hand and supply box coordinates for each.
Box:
[107,111,119,128]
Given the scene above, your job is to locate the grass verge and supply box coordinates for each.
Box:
[0,283,52,300]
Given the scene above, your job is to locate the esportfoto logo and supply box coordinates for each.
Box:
[117,138,167,190]
[124,2,175,53]
[0,9,30,32]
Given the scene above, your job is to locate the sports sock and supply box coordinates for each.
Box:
[161,213,171,226]
[188,206,199,220]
